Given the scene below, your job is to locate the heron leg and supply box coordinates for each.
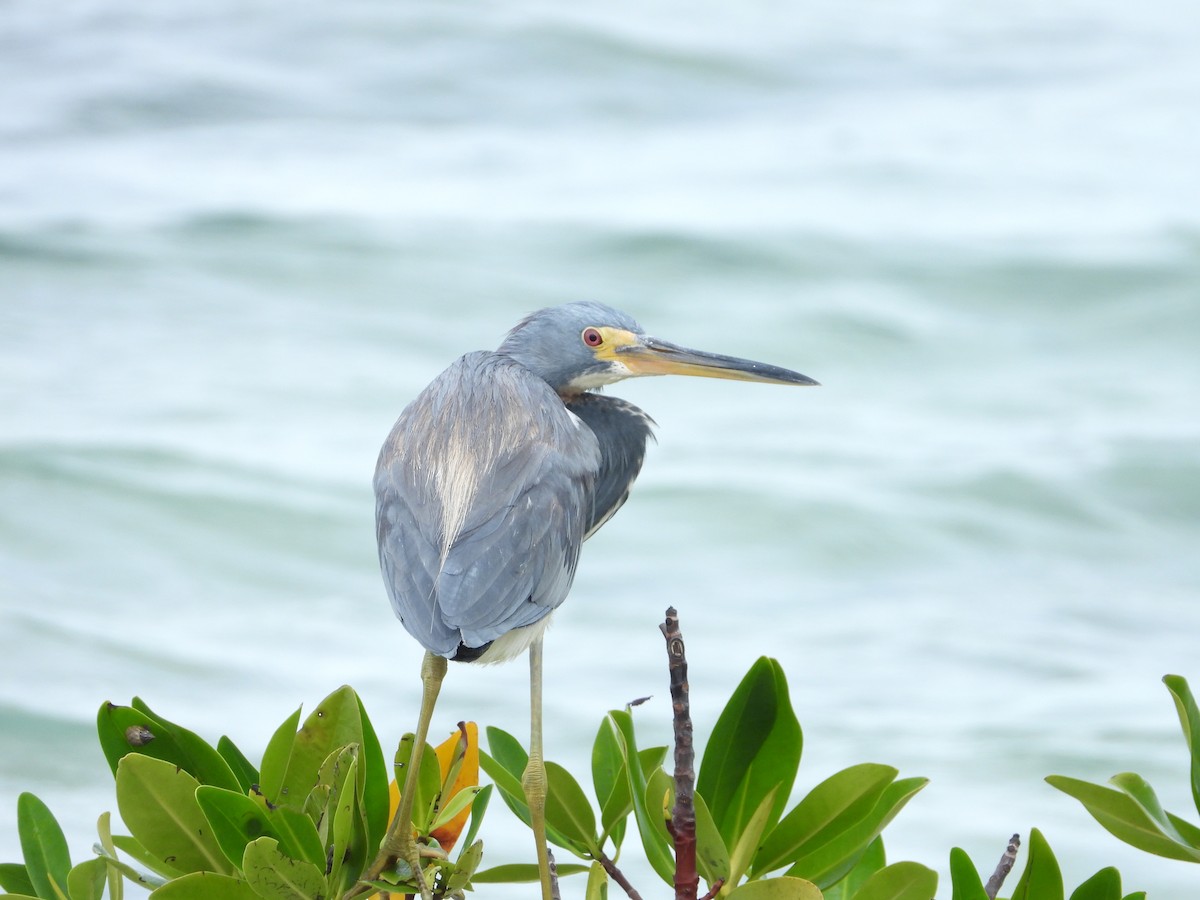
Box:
[365,650,447,900]
[522,637,556,900]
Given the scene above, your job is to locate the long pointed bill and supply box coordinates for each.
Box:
[616,336,819,386]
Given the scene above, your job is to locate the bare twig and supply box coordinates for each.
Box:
[985,834,1020,899]
[698,880,725,900]
[661,607,699,900]
[598,853,645,900]
[548,847,561,900]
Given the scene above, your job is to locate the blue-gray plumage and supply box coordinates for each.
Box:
[374,300,814,666]
[370,301,815,899]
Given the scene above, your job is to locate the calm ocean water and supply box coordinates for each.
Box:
[3,1,1199,896]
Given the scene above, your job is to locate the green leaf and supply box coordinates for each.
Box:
[17,792,71,900]
[241,837,327,900]
[821,836,885,900]
[593,717,630,844]
[782,776,927,888]
[216,737,259,794]
[849,861,938,900]
[1122,893,1147,900]
[147,871,261,900]
[325,751,364,894]
[115,754,232,875]
[947,847,989,900]
[269,686,367,811]
[694,790,730,886]
[457,784,493,856]
[257,706,302,803]
[472,863,591,883]
[1069,867,1122,900]
[194,786,282,869]
[585,860,608,900]
[109,836,183,881]
[609,710,675,884]
[754,763,897,875]
[1164,675,1200,817]
[697,658,802,847]
[65,858,106,900]
[0,864,36,896]
[1046,775,1200,861]
[353,693,389,854]
[265,803,326,869]
[95,811,124,900]
[1108,772,1194,846]
[479,737,579,852]
[724,876,823,899]
[96,699,240,793]
[446,839,484,892]
[1009,828,1063,900]
[431,787,485,833]
[727,788,781,891]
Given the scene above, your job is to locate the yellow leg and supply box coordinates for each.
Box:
[365,651,447,900]
[521,637,555,900]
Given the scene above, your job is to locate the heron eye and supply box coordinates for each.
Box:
[582,327,604,347]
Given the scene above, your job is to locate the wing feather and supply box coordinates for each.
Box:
[375,352,600,658]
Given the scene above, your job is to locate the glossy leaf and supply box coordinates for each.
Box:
[850,861,938,900]
[609,710,675,884]
[1009,828,1063,900]
[697,658,801,846]
[1046,775,1200,861]
[109,836,183,882]
[194,786,283,869]
[725,876,823,899]
[472,863,591,883]
[694,790,730,885]
[457,783,493,855]
[257,705,302,803]
[585,860,608,900]
[241,837,326,900]
[1068,866,1122,900]
[1163,675,1200,816]
[783,776,928,888]
[65,858,106,900]
[265,803,326,869]
[1109,772,1194,846]
[428,722,480,852]
[544,762,599,857]
[269,686,367,811]
[0,864,36,896]
[754,763,897,875]
[593,716,628,838]
[727,788,781,891]
[445,839,484,893]
[16,792,70,900]
[821,836,886,900]
[96,699,241,793]
[947,847,989,900]
[216,736,259,794]
[147,871,261,899]
[479,731,580,851]
[115,754,231,875]
[94,812,123,900]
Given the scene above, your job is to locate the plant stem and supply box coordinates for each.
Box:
[661,606,698,900]
[598,853,645,900]
[985,834,1020,899]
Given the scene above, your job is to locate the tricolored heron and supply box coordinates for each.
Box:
[373,301,816,898]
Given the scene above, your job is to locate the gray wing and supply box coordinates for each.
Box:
[374,352,601,658]
[565,393,656,539]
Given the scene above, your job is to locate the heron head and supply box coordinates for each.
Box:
[498,301,818,394]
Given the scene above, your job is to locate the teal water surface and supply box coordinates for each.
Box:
[3,1,1200,896]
